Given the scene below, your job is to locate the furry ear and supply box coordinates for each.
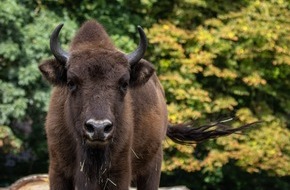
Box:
[129,59,155,87]
[39,59,67,85]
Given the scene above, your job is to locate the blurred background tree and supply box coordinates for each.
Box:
[0,0,289,189]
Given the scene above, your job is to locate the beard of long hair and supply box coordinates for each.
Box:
[78,140,112,188]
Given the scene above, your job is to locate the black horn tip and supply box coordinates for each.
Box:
[50,23,69,64]
[137,25,144,34]
[56,23,64,30]
[137,25,147,46]
[126,25,148,65]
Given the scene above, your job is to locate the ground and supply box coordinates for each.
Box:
[0,174,189,190]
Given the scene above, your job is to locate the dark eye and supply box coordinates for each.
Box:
[67,81,77,91]
[119,73,130,95]
[120,81,128,93]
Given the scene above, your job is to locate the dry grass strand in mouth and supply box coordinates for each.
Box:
[103,178,117,190]
[166,118,262,145]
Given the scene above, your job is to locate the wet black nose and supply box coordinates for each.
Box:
[84,119,114,141]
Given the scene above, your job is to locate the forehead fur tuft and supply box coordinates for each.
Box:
[70,20,114,50]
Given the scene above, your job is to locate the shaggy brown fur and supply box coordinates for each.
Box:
[39,20,257,190]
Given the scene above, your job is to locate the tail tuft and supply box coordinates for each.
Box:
[166,118,261,145]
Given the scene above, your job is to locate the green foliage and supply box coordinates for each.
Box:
[0,0,79,184]
[0,126,22,154]
[0,0,289,189]
[146,0,290,188]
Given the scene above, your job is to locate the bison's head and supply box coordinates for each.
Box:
[39,21,154,148]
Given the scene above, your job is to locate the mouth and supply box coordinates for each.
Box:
[85,138,110,147]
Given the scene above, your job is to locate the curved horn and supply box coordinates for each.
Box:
[50,23,69,64]
[126,26,148,65]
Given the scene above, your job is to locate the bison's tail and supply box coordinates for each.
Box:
[166,118,261,145]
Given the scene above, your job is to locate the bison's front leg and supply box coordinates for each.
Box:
[49,163,74,190]
[136,149,163,190]
[106,163,132,189]
[47,143,76,190]
[102,174,131,190]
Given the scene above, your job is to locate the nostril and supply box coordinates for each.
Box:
[104,123,113,133]
[85,119,113,137]
[85,123,95,133]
